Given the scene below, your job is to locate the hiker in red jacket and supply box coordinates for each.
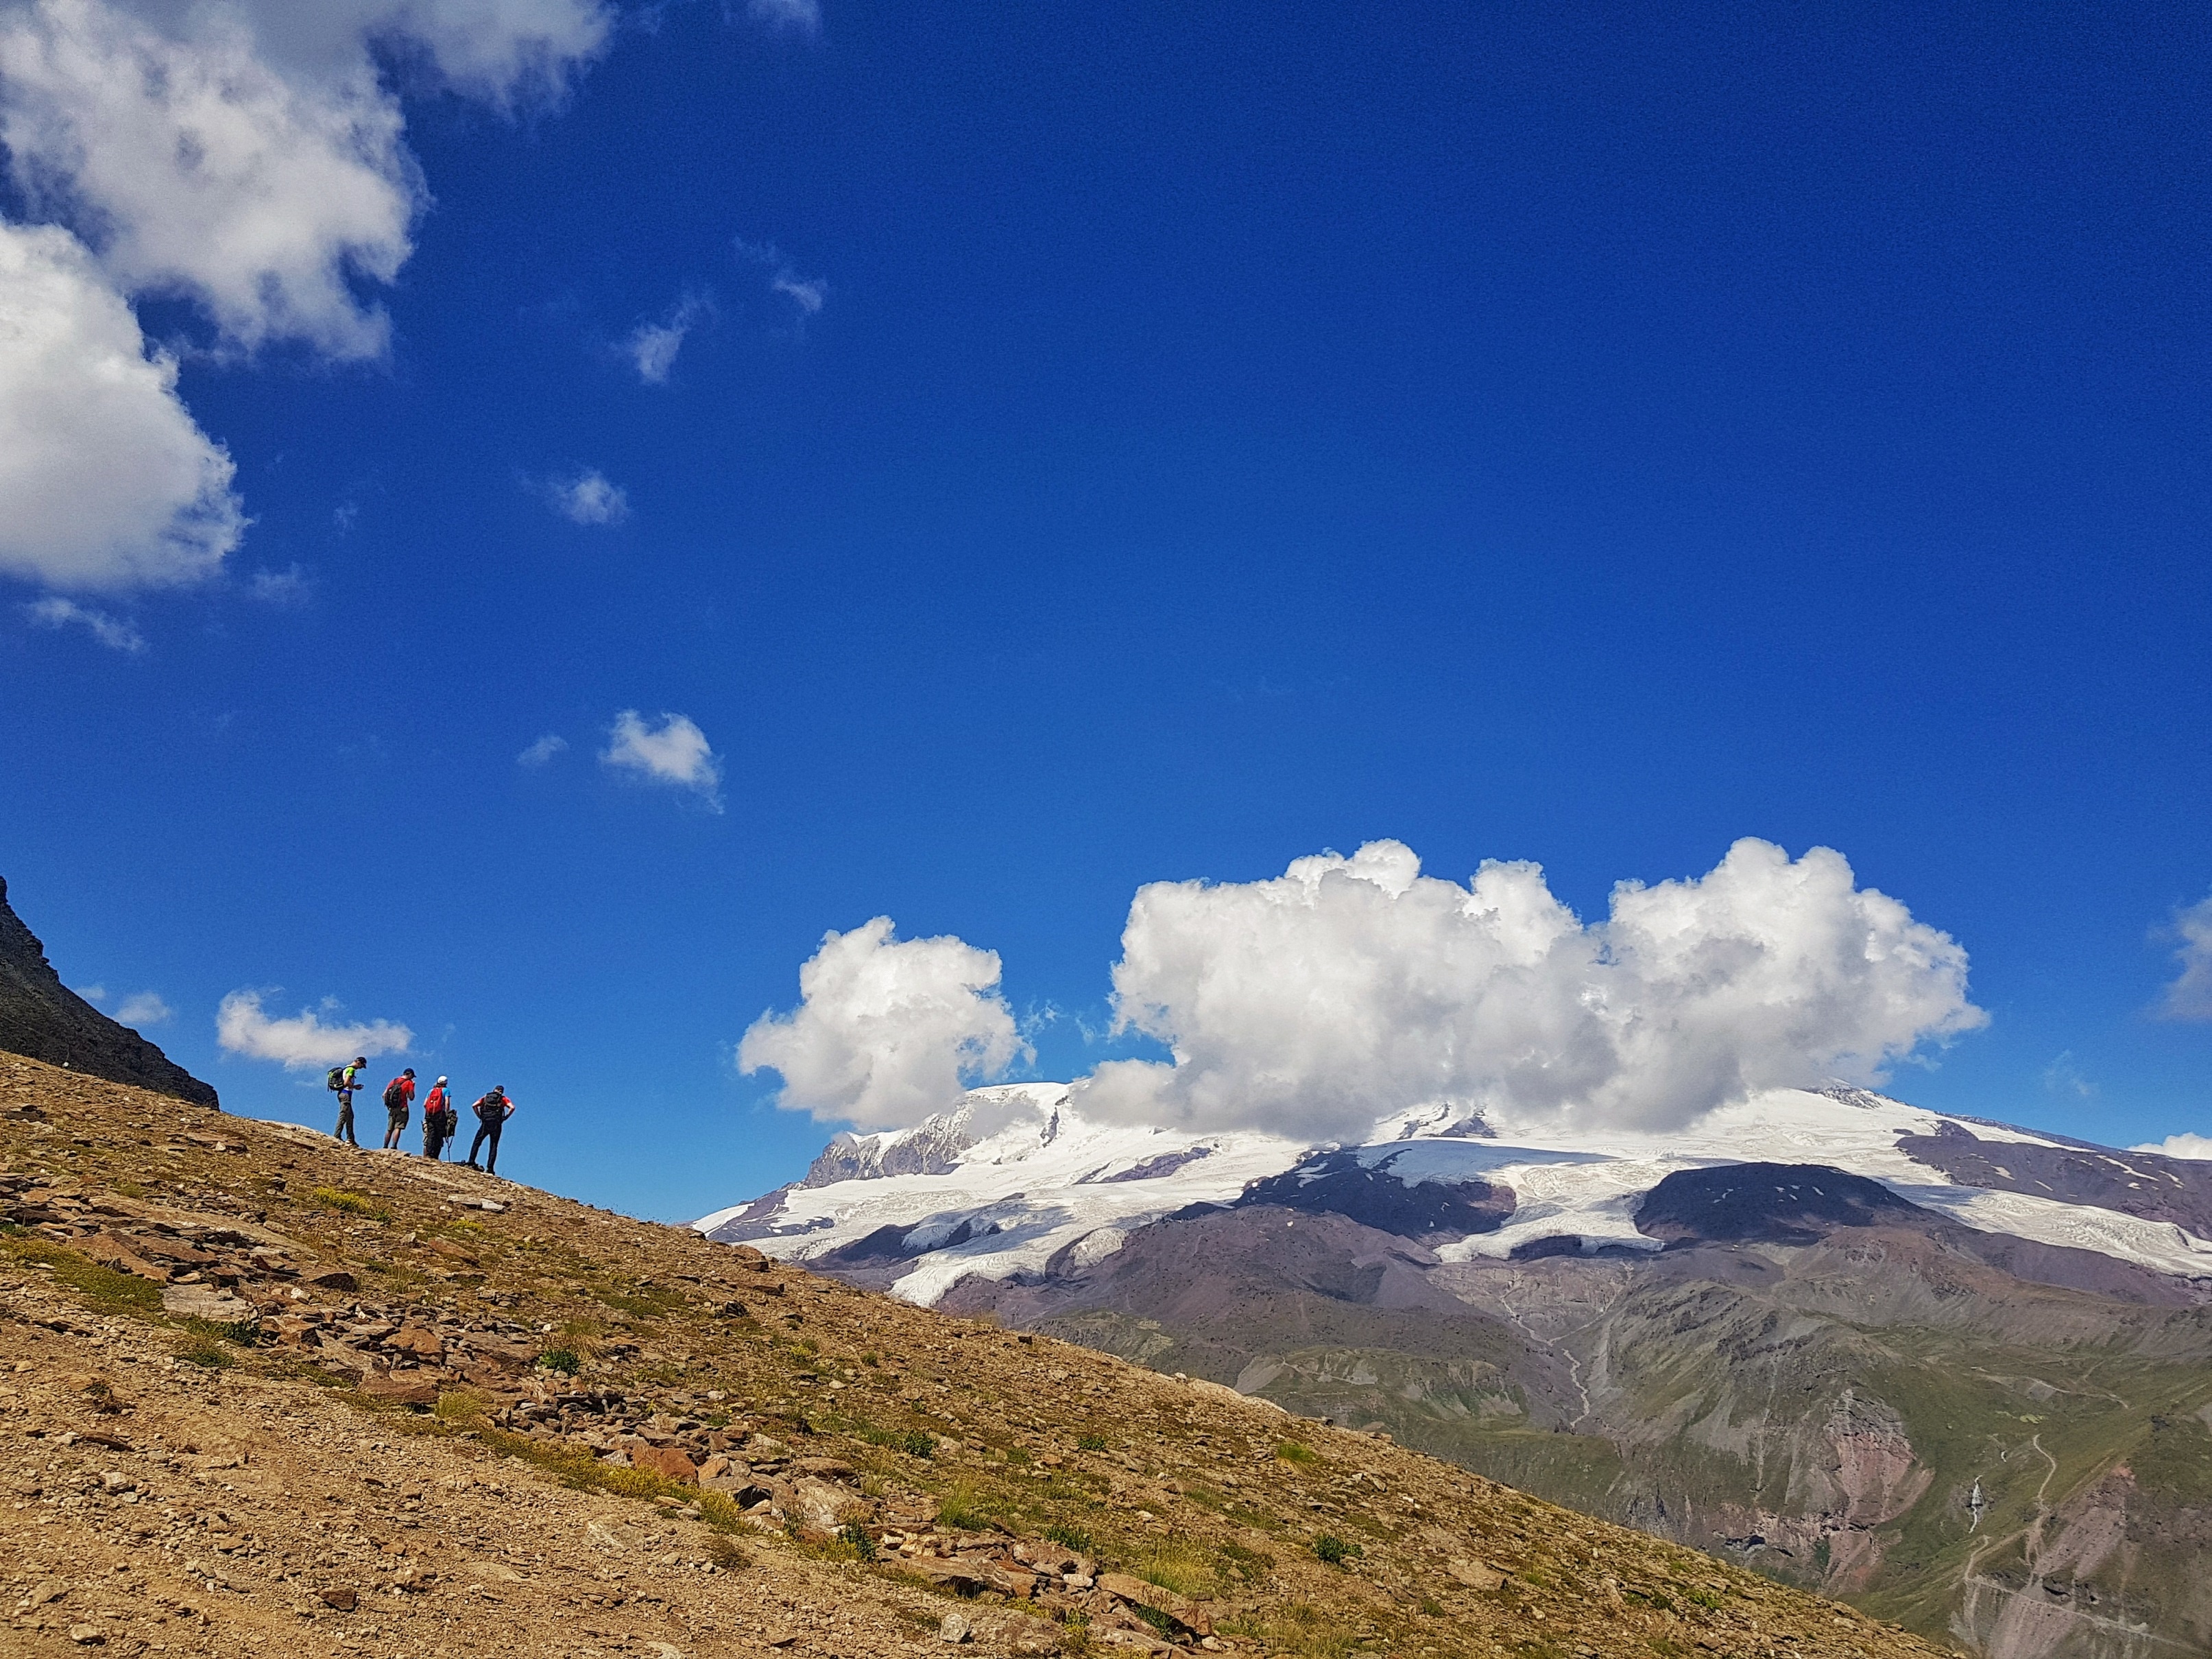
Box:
[380,1068,417,1150]
[421,1076,454,1160]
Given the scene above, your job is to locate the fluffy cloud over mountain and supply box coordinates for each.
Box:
[738,918,1024,1130]
[1075,837,1986,1143]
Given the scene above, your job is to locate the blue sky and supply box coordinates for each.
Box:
[2,0,2209,1219]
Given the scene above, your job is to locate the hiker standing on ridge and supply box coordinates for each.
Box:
[466,1085,514,1175]
[381,1067,417,1151]
[422,1075,454,1160]
[328,1055,368,1147]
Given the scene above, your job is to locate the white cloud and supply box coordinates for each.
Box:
[2132,1132,2212,1160]
[601,708,721,808]
[517,732,568,766]
[74,982,107,1003]
[114,990,171,1026]
[215,987,411,1070]
[626,292,707,384]
[2156,894,2212,1021]
[0,0,610,588]
[23,593,146,651]
[546,467,628,525]
[745,0,820,34]
[738,916,1024,1128]
[2041,1050,2095,1098]
[734,236,824,320]
[0,222,243,591]
[772,274,825,315]
[1073,837,1988,1144]
[0,0,612,358]
[248,562,310,604]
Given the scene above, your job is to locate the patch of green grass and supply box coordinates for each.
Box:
[837,1519,878,1560]
[540,1348,581,1374]
[1276,1440,1319,1465]
[935,1482,1002,1533]
[1125,1539,1215,1598]
[1225,1602,1357,1659]
[1218,1540,1274,1583]
[1044,1521,1094,1553]
[3,1235,164,1316]
[1075,1432,1109,1451]
[309,1186,389,1220]
[1313,1533,1361,1568]
[174,1334,233,1369]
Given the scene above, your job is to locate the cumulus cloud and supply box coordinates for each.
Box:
[2154,894,2212,1021]
[114,990,171,1026]
[23,594,146,651]
[546,467,628,525]
[626,292,708,384]
[215,987,411,1070]
[516,732,568,766]
[0,0,610,588]
[601,709,721,808]
[738,917,1024,1128]
[0,222,243,591]
[2134,1133,2212,1161]
[1072,837,1988,1144]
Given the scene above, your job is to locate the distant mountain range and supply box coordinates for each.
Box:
[700,1085,2212,1659]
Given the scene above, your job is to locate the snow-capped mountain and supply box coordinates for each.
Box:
[696,1082,2212,1302]
[699,1086,2212,1649]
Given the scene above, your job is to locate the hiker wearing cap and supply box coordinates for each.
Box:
[380,1067,418,1151]
[327,1056,368,1147]
[466,1085,514,1175]
[422,1076,455,1160]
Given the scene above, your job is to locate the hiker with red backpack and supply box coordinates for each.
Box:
[422,1075,456,1160]
[465,1085,514,1175]
[381,1067,418,1150]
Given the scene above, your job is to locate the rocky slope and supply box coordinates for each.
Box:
[0,877,216,1108]
[0,1051,1949,1659]
[703,1090,2212,1659]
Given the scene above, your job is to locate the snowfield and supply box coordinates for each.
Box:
[696,1082,2212,1302]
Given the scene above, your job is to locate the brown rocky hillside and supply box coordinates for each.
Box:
[1,1051,1957,1659]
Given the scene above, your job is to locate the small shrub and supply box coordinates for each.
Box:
[540,1348,581,1375]
[310,1186,388,1220]
[176,1335,232,1369]
[1075,1432,1109,1451]
[900,1429,936,1458]
[936,1484,997,1533]
[837,1519,878,1560]
[1131,1606,1179,1639]
[1045,1521,1094,1553]
[1313,1533,1360,1568]
[1275,1440,1319,1465]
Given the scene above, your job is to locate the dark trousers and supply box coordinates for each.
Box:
[334,1099,357,1146]
[468,1118,503,1172]
[424,1121,446,1160]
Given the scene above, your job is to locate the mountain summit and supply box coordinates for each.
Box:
[0,876,216,1108]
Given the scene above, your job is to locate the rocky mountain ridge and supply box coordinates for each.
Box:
[0,876,216,1108]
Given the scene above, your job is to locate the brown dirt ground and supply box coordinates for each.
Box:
[0,1051,1960,1659]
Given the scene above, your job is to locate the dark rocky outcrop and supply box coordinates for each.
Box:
[1897,1119,2212,1239]
[0,876,217,1108]
[1635,1162,1923,1246]
[1232,1147,1516,1240]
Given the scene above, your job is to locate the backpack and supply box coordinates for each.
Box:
[383,1079,408,1111]
[327,1066,346,1093]
[473,1091,503,1121]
